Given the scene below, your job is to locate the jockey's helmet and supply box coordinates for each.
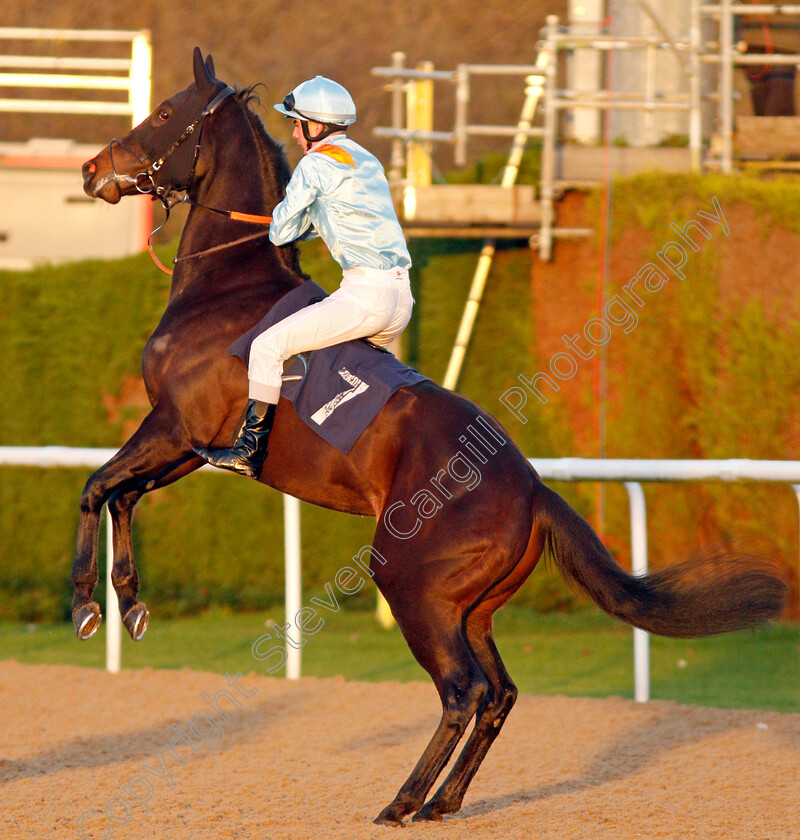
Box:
[275,76,356,127]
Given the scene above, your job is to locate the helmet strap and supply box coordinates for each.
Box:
[301,119,346,148]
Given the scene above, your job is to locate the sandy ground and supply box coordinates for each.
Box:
[0,661,798,840]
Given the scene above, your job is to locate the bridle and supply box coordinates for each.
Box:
[107,84,272,275]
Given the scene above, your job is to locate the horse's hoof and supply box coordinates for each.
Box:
[373,805,407,828]
[73,603,102,640]
[373,815,405,828]
[373,802,414,828]
[122,602,149,641]
[411,803,444,822]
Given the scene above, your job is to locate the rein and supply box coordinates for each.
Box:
[147,199,273,276]
[173,229,272,265]
[177,193,273,226]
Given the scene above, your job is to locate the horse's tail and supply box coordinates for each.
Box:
[534,481,787,637]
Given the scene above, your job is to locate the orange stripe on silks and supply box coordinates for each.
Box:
[312,144,356,167]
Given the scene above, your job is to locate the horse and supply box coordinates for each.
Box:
[77,48,787,825]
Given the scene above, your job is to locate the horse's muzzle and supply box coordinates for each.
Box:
[81,156,123,203]
[81,158,111,200]
[81,159,97,192]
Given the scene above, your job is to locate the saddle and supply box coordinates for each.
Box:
[227,280,427,453]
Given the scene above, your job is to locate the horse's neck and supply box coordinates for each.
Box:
[179,118,277,253]
[169,106,292,297]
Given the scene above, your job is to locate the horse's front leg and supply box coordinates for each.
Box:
[71,408,198,639]
[71,470,110,639]
[106,452,202,639]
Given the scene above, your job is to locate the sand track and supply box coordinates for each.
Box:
[1,661,798,839]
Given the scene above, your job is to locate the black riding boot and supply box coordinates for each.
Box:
[194,400,276,478]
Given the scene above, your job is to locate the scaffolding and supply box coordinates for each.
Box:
[373,2,800,259]
[703,2,800,172]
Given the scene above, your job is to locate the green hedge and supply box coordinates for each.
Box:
[2,172,799,620]
[0,237,552,620]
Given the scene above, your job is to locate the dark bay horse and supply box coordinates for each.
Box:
[77,49,786,825]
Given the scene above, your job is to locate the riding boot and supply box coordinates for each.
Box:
[194,400,276,478]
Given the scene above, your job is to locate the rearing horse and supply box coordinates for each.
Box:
[78,49,786,825]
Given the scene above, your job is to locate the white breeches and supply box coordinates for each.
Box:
[247,266,414,403]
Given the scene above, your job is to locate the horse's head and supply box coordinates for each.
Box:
[82,48,234,204]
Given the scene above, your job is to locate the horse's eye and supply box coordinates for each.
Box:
[158,110,170,122]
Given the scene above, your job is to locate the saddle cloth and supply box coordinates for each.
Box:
[228,280,428,454]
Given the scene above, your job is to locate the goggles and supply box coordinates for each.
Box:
[283,93,314,122]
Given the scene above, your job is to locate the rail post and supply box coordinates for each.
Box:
[625,482,650,703]
[284,495,302,679]
[104,506,122,674]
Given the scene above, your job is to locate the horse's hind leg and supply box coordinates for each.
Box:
[413,600,518,821]
[373,596,490,827]
[411,512,546,821]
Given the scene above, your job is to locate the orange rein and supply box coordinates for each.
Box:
[148,207,272,276]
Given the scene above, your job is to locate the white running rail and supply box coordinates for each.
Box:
[0,447,796,701]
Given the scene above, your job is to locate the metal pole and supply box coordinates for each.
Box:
[131,31,152,254]
[407,61,434,187]
[624,482,650,703]
[105,506,121,674]
[634,0,689,71]
[442,241,496,390]
[645,41,656,145]
[793,485,800,618]
[500,70,545,188]
[539,16,559,261]
[389,51,406,184]
[455,63,469,166]
[720,0,734,173]
[689,0,703,171]
[284,494,302,679]
[129,30,151,126]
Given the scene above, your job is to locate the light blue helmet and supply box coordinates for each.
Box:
[274,76,356,126]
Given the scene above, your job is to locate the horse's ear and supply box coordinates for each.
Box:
[192,47,214,91]
[205,54,216,80]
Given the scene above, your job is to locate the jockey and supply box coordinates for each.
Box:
[194,76,413,477]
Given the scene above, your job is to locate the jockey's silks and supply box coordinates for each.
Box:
[269,134,411,272]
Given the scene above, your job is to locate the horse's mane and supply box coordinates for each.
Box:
[235,85,309,281]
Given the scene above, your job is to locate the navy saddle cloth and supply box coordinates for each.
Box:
[228,280,428,454]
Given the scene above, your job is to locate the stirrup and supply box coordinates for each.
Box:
[281,353,308,383]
